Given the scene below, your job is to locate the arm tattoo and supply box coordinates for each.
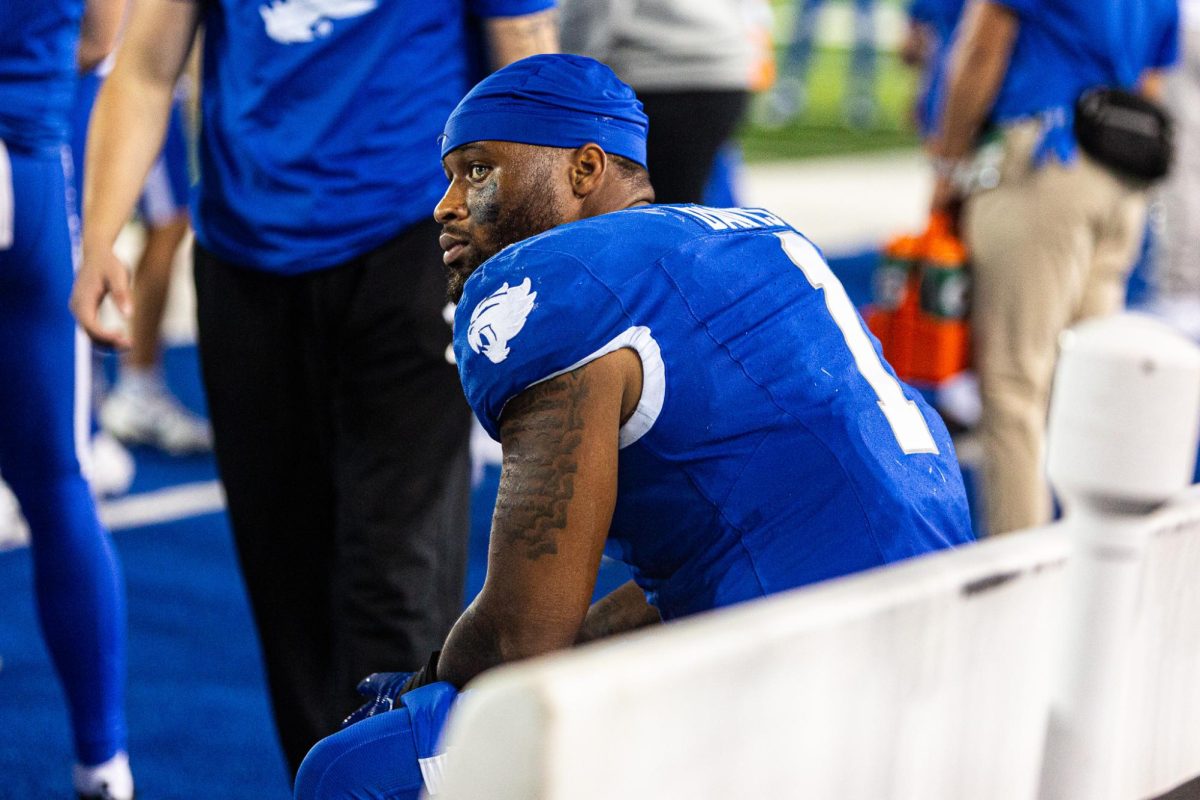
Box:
[495,370,590,561]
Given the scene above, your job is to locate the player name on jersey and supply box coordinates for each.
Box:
[675,205,788,231]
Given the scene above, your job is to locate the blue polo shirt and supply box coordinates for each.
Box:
[190,0,553,273]
[990,0,1179,125]
[0,0,82,156]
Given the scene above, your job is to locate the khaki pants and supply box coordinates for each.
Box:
[964,121,1148,536]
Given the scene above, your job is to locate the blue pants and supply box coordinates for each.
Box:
[0,140,127,766]
[295,683,458,800]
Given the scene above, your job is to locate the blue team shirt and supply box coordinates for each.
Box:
[0,0,83,155]
[455,206,974,620]
[190,0,553,272]
[990,0,1178,124]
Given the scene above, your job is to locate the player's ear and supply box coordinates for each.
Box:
[569,143,606,198]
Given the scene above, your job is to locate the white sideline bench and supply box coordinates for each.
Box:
[1121,491,1200,800]
[437,528,1069,800]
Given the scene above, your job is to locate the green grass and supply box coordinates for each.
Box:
[739,48,923,161]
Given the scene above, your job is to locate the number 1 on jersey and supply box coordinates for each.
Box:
[777,231,939,455]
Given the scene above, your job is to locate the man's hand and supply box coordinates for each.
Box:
[71,247,133,349]
[576,580,661,645]
[929,170,963,231]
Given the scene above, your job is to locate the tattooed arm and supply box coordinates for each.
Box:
[485,8,558,70]
[435,348,643,689]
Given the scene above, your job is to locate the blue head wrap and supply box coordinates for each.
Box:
[439,54,649,168]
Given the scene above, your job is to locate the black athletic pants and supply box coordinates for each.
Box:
[638,89,750,204]
[193,219,471,777]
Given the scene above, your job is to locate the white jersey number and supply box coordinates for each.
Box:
[777,231,939,455]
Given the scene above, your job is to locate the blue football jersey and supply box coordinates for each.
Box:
[455,205,974,621]
[189,0,553,273]
[0,0,83,155]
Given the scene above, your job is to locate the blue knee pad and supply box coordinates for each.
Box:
[295,682,458,800]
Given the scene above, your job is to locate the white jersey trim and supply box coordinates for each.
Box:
[524,326,666,449]
[417,752,448,795]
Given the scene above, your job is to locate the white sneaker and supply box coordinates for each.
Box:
[89,432,136,498]
[101,382,213,455]
[0,479,29,550]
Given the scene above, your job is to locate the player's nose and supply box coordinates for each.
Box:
[434,181,466,225]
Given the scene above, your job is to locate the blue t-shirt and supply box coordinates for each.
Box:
[190,0,553,273]
[455,205,974,621]
[0,0,83,156]
[991,0,1179,124]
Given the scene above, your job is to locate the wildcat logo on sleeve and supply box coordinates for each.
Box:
[467,278,537,364]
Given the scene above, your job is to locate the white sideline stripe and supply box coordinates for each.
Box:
[99,480,225,531]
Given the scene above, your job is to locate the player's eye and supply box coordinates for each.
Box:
[468,164,491,181]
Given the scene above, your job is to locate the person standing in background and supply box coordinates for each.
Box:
[71,0,558,777]
[0,1,134,797]
[930,0,1178,536]
[559,0,754,204]
[766,0,879,129]
[1150,0,1200,340]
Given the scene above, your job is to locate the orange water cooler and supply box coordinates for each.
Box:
[865,213,971,386]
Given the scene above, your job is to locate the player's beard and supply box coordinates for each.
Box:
[447,166,565,303]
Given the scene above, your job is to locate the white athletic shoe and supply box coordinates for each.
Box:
[0,479,29,550]
[89,432,136,498]
[101,381,213,455]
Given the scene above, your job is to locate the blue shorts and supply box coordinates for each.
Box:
[294,682,458,800]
